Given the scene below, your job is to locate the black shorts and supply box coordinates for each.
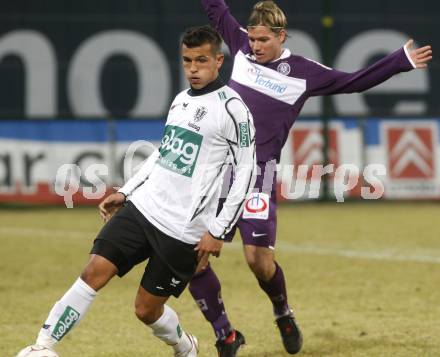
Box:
[90,201,198,297]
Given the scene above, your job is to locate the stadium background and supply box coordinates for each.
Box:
[1,1,440,356]
[0,0,439,204]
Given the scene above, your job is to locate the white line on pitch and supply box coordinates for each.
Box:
[0,226,94,239]
[2,226,440,265]
[225,241,440,265]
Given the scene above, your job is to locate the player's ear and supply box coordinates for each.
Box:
[278,29,287,44]
[216,53,225,69]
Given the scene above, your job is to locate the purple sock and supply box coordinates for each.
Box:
[189,264,233,341]
[258,261,290,317]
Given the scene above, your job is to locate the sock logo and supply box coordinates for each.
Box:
[271,294,285,302]
[51,306,80,341]
[176,324,183,338]
[195,298,208,311]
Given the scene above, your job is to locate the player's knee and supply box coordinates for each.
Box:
[247,258,273,281]
[80,256,116,291]
[80,266,102,291]
[193,262,211,277]
[134,302,161,324]
[245,253,258,271]
[248,260,270,280]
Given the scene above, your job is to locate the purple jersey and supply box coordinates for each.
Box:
[202,0,416,163]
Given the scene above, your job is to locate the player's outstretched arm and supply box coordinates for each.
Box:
[201,0,248,55]
[308,38,433,97]
[405,39,433,69]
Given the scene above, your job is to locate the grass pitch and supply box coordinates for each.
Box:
[1,202,439,356]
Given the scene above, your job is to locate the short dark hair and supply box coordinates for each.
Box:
[181,25,222,55]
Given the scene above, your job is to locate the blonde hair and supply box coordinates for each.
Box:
[247,1,287,35]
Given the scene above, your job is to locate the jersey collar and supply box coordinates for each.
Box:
[245,48,291,63]
[187,77,225,97]
[273,48,291,62]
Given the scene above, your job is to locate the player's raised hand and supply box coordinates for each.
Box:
[195,231,224,268]
[405,39,433,69]
[98,192,126,222]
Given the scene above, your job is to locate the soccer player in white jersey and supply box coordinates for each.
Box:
[16,26,256,357]
[189,0,433,356]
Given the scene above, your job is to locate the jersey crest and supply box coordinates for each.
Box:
[194,106,208,122]
[277,62,291,75]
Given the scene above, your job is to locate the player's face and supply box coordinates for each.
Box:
[182,43,224,90]
[247,26,286,64]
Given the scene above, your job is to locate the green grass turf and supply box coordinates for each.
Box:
[1,202,439,356]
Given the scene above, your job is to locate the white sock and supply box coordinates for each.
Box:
[36,277,97,348]
[148,305,192,355]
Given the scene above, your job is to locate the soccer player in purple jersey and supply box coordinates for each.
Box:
[189,1,433,355]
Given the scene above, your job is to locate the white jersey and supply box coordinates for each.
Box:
[119,79,256,245]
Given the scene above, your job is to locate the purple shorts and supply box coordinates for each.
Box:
[225,161,277,249]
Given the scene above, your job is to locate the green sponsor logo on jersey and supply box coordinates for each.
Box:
[177,324,183,338]
[239,122,250,148]
[51,306,80,341]
[158,125,203,177]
